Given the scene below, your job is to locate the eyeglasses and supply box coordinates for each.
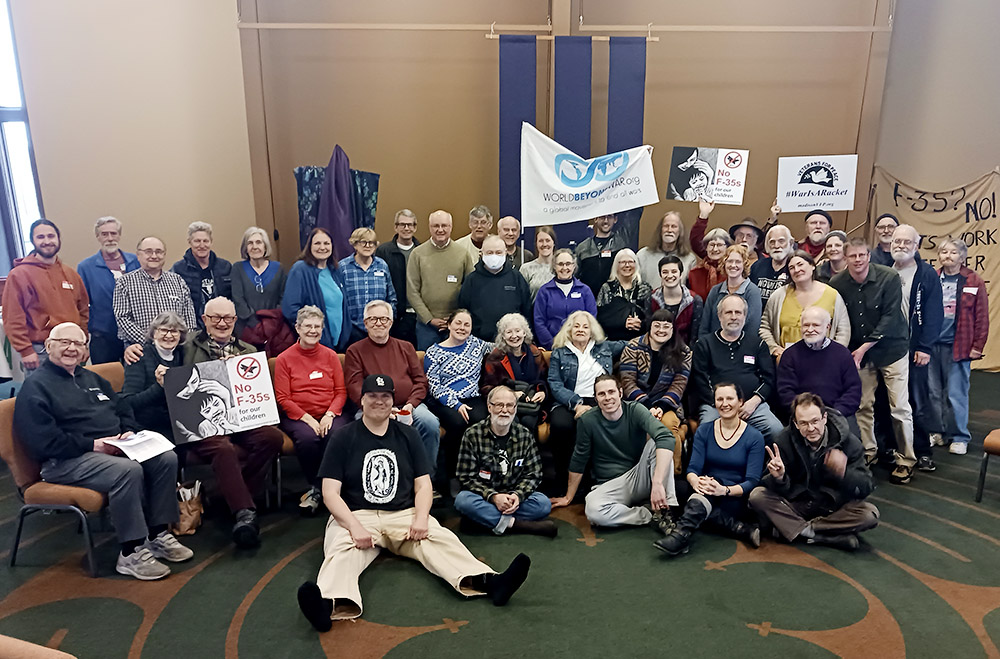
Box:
[796,418,825,429]
[650,321,673,330]
[155,328,182,336]
[138,248,166,256]
[356,240,377,248]
[364,316,391,326]
[50,338,86,348]
[205,314,236,324]
[395,222,416,228]
[489,402,516,410]
[253,274,264,294]
[470,219,492,227]
[892,238,916,246]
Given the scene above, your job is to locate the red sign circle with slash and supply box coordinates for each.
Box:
[236,356,261,380]
[724,151,743,168]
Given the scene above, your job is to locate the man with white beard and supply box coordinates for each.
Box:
[891,224,943,473]
[749,225,794,303]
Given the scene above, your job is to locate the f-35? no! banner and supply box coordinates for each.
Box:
[520,122,659,228]
[871,166,999,371]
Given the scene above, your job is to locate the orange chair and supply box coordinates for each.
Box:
[976,430,1000,502]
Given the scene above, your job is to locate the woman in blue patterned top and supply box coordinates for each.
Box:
[424,308,492,484]
[655,382,765,557]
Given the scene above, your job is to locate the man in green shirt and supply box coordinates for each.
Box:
[551,374,676,532]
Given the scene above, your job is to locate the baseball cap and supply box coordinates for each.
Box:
[362,374,394,395]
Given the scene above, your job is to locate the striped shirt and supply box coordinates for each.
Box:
[338,255,397,331]
[113,268,197,344]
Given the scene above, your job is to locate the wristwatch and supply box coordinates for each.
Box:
[725,486,731,496]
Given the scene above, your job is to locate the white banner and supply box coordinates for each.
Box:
[520,122,659,227]
[667,146,749,205]
[776,154,858,212]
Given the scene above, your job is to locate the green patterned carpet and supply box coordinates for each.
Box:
[1,373,999,658]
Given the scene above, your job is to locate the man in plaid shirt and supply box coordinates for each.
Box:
[454,386,556,537]
[113,236,197,346]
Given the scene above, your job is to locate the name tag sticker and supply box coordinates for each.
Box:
[963,287,978,295]
[478,470,491,480]
[601,250,612,258]
[61,281,73,290]
[374,271,385,277]
[570,292,582,298]
[743,355,756,365]
[504,285,516,291]
[96,393,110,401]
[447,275,458,283]
[514,458,524,467]
[308,371,323,380]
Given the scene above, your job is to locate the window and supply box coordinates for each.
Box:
[0,0,43,273]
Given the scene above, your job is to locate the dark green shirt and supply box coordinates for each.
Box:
[830,264,908,368]
[570,401,675,483]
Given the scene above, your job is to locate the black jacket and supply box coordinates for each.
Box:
[457,261,532,341]
[120,341,184,437]
[375,235,420,314]
[171,248,233,325]
[761,408,873,515]
[905,254,944,354]
[14,360,140,462]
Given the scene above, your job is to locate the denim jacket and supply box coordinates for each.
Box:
[548,340,625,409]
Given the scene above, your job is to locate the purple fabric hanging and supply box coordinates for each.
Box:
[316,145,355,262]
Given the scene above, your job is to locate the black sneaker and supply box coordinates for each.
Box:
[232,508,260,548]
[917,456,936,472]
[297,581,333,632]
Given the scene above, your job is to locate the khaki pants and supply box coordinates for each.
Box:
[316,508,493,619]
[749,487,880,541]
[858,355,916,468]
[584,439,677,527]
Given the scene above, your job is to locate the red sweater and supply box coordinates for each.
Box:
[274,342,346,419]
[343,336,428,408]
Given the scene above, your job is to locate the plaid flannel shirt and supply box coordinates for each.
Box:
[338,255,397,331]
[456,418,542,503]
[113,269,197,344]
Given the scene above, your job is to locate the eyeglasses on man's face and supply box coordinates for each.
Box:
[364,316,391,326]
[51,338,87,349]
[205,314,236,324]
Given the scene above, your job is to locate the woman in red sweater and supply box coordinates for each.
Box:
[275,305,349,514]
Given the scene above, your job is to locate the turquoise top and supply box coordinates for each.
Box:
[318,268,344,343]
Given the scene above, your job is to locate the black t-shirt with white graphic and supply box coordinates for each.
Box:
[318,419,430,511]
[749,258,789,302]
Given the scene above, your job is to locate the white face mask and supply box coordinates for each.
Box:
[482,253,506,271]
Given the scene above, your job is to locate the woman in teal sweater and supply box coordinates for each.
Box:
[282,228,352,351]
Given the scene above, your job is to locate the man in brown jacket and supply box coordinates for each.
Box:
[1,219,89,373]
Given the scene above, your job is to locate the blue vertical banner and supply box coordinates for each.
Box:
[552,36,594,248]
[607,36,648,250]
[499,35,536,220]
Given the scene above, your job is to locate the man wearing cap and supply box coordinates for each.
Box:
[871,213,899,267]
[800,209,832,260]
[296,373,532,633]
[728,218,765,267]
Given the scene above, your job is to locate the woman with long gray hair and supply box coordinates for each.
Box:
[480,313,548,434]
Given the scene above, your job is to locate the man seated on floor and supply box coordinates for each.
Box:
[550,374,676,536]
[296,374,531,633]
[749,392,879,551]
[454,385,556,537]
[776,306,862,437]
[344,299,440,475]
[13,322,193,580]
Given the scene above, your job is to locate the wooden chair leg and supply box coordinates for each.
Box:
[976,453,990,503]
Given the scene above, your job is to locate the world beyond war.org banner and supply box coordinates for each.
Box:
[163,352,280,443]
[520,122,659,227]
[871,166,999,371]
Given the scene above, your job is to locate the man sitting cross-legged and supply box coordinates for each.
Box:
[454,385,556,537]
[749,392,879,551]
[296,374,531,633]
[13,322,193,580]
[550,374,677,537]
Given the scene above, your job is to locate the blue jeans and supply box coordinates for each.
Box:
[699,401,783,440]
[928,345,971,445]
[410,403,441,478]
[453,490,551,534]
[415,322,446,351]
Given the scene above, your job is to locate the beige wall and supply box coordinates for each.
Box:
[10,0,255,267]
[876,0,1000,188]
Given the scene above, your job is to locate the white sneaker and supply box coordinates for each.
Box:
[299,487,323,516]
[144,530,194,563]
[949,442,968,455]
[116,547,170,580]
[930,433,946,447]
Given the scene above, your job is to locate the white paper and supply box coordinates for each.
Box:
[105,430,175,463]
[776,154,858,211]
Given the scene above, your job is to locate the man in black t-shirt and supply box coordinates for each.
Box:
[296,374,532,633]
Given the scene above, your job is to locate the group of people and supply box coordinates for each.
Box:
[1,200,988,635]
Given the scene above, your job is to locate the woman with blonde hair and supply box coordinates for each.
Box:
[596,248,652,341]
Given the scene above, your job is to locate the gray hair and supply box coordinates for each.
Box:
[487,385,517,405]
[94,216,122,235]
[938,237,969,260]
[296,305,325,326]
[146,311,188,343]
[610,248,641,284]
[716,293,749,318]
[469,204,493,223]
[553,248,577,266]
[239,227,272,260]
[394,208,416,223]
[187,221,213,240]
[703,228,733,248]
[363,299,394,320]
[494,313,533,351]
[766,224,794,244]
[800,305,832,327]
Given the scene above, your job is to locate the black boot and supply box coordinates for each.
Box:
[806,533,860,551]
[484,553,531,606]
[654,498,710,557]
[297,581,333,632]
[712,512,761,548]
[233,508,260,548]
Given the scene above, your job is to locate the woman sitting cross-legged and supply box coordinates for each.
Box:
[655,382,765,557]
[480,313,548,435]
[424,309,492,488]
[547,311,624,487]
[619,309,692,463]
[274,305,350,515]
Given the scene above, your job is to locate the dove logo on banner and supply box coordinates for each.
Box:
[521,122,659,227]
[777,155,858,212]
